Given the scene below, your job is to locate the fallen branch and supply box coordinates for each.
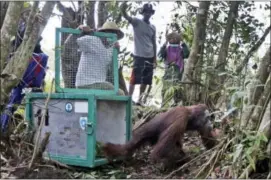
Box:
[133,107,168,131]
[36,132,51,160]
[239,161,255,179]
[48,159,74,170]
[28,79,54,169]
[195,137,228,178]
[163,136,227,179]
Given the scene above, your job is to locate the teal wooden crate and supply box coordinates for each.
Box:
[55,27,119,95]
[25,93,132,168]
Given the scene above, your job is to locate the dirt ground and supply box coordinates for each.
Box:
[2,132,268,179]
[2,133,208,179]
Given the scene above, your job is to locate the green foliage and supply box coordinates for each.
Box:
[153,75,160,86]
[162,81,183,107]
[44,78,55,93]
[229,130,269,176]
[23,2,31,8]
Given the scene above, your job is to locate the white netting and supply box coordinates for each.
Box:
[59,32,115,90]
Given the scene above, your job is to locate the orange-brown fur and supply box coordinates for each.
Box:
[102,104,217,166]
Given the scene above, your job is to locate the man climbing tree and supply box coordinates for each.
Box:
[121,2,157,106]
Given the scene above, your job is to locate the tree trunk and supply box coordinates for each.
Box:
[118,66,128,95]
[182,1,210,104]
[97,1,108,27]
[0,2,24,73]
[0,1,9,29]
[215,1,240,74]
[210,1,240,103]
[258,101,270,134]
[57,2,78,45]
[249,75,270,129]
[0,2,55,107]
[250,46,270,104]
[87,1,96,28]
[255,46,271,89]
[241,47,271,127]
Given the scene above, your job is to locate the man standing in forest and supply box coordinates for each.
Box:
[121,2,157,106]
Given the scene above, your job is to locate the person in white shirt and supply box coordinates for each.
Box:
[75,22,124,95]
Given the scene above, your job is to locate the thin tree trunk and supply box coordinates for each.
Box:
[182,1,210,104]
[258,101,270,136]
[255,46,271,88]
[0,2,24,73]
[215,2,240,73]
[0,2,56,107]
[201,10,221,104]
[58,2,78,88]
[97,1,108,27]
[119,66,128,95]
[0,1,9,29]
[57,2,78,45]
[249,75,270,129]
[250,46,270,104]
[210,1,240,103]
[87,1,96,28]
[241,47,271,127]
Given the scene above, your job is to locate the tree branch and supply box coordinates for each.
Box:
[236,25,271,74]
[56,1,74,22]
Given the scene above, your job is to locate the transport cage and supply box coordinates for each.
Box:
[25,93,132,168]
[55,28,119,95]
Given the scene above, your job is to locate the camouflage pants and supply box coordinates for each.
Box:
[161,65,183,106]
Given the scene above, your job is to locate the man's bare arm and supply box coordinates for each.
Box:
[120,2,134,24]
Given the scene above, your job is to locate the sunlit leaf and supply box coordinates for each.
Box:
[218,72,228,76]
[24,2,31,8]
[233,144,243,163]
[259,133,268,143]
[245,152,256,171]
[126,175,132,179]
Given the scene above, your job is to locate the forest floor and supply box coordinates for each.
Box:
[1,107,269,179]
[2,133,268,179]
[1,133,212,179]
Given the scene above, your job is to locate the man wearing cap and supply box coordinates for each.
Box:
[121,2,157,105]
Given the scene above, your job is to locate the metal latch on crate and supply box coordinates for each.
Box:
[86,122,93,135]
[79,117,93,135]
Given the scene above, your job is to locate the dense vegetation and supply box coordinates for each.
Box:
[1,1,270,179]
